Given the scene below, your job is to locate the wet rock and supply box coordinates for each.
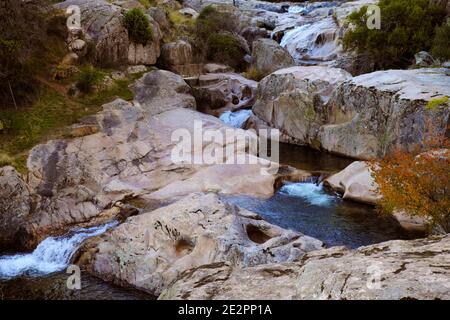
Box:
[2,70,281,250]
[160,235,450,300]
[251,38,295,77]
[76,193,323,296]
[324,161,381,205]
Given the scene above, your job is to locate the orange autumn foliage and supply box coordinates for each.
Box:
[371,140,450,234]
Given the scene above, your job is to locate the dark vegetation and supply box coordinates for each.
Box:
[0,0,66,109]
[123,8,153,45]
[0,0,142,171]
[193,6,247,70]
[343,0,448,69]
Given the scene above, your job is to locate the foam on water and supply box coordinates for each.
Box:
[0,221,118,279]
[279,182,335,207]
[219,109,252,128]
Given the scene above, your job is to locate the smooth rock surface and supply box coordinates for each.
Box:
[252,66,352,146]
[160,235,450,300]
[160,40,193,71]
[320,68,450,158]
[324,161,381,205]
[251,38,295,77]
[1,70,282,250]
[76,193,323,296]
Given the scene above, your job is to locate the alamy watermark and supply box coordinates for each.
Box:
[366,5,381,30]
[170,120,281,175]
[66,264,81,290]
[66,5,81,30]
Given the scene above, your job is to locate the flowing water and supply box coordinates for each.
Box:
[222,143,422,249]
[0,221,156,299]
[0,222,118,279]
[219,109,253,128]
[0,0,422,299]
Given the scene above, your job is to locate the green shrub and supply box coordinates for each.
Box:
[343,0,446,70]
[123,8,153,45]
[431,22,450,61]
[206,33,246,69]
[193,6,245,69]
[195,6,238,39]
[76,67,105,94]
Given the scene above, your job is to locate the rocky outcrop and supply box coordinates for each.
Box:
[324,161,380,205]
[160,40,193,73]
[57,0,161,66]
[147,7,170,33]
[191,73,258,116]
[320,68,450,159]
[127,15,162,65]
[0,167,31,251]
[160,235,450,300]
[57,0,129,66]
[252,66,352,147]
[76,193,323,296]
[241,26,270,49]
[178,8,199,19]
[252,67,450,159]
[251,38,295,77]
[0,70,284,250]
[130,69,196,115]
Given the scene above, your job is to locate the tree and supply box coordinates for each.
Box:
[343,0,447,70]
[0,0,51,108]
[371,138,450,234]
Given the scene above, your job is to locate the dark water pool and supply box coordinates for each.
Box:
[223,143,422,249]
[222,186,419,249]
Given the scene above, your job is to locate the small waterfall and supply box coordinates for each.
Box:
[219,109,253,128]
[279,182,336,207]
[280,17,341,64]
[0,221,118,279]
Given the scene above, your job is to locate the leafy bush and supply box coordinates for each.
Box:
[343,0,447,69]
[372,145,450,234]
[123,8,153,45]
[75,67,105,94]
[206,33,246,69]
[193,6,245,69]
[431,22,450,61]
[195,5,238,39]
